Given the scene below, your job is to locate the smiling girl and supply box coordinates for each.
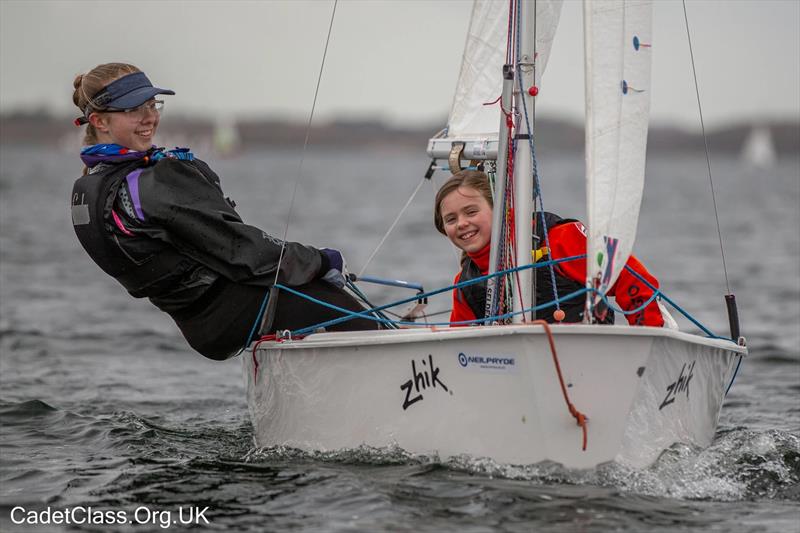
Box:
[70,63,376,360]
[434,170,669,327]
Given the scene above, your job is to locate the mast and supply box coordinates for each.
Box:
[512,0,537,323]
[485,64,515,323]
[431,0,562,325]
[583,0,595,322]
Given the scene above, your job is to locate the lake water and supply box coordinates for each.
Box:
[1,143,798,532]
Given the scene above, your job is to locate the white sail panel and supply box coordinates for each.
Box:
[447,0,563,139]
[528,0,563,95]
[584,0,652,304]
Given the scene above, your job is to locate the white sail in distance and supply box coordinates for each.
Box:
[741,126,777,168]
[446,0,564,140]
[584,0,653,307]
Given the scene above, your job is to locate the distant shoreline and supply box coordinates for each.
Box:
[1,111,797,155]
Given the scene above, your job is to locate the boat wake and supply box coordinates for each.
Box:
[595,428,799,501]
[243,442,433,467]
[243,427,799,502]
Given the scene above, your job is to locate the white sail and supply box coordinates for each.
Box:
[741,126,777,168]
[429,0,563,161]
[212,117,240,157]
[447,0,509,139]
[584,0,653,306]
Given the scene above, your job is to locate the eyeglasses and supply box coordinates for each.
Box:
[105,100,165,119]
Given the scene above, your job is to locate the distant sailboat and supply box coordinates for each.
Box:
[741,126,777,168]
[213,117,241,157]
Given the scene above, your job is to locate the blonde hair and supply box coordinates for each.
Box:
[433,170,494,235]
[72,63,140,146]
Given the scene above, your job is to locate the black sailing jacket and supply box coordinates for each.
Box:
[71,152,325,315]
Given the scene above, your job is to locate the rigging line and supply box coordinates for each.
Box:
[516,2,560,313]
[345,279,398,328]
[518,87,561,311]
[357,175,427,277]
[532,0,537,129]
[682,0,731,295]
[287,254,587,319]
[507,0,517,64]
[272,0,339,286]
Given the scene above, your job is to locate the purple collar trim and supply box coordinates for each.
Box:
[80,143,194,167]
[80,143,153,167]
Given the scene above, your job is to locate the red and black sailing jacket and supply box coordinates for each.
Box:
[449,213,665,327]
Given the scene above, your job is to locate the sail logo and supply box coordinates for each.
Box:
[596,236,619,296]
[400,354,449,411]
[457,352,517,374]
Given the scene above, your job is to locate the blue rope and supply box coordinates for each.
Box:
[596,288,661,316]
[725,354,743,396]
[345,278,398,329]
[616,269,744,391]
[283,285,592,336]
[444,166,481,172]
[264,254,727,343]
[621,265,729,340]
[238,290,270,355]
[587,266,733,341]
[276,284,391,331]
[275,255,585,336]
[458,287,590,327]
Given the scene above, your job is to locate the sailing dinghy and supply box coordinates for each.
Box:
[244,0,747,470]
[741,126,777,168]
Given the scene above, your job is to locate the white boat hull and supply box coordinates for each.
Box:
[244,325,745,469]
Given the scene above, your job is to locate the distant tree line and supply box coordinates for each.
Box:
[1,110,797,155]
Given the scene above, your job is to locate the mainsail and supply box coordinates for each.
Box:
[447,0,510,140]
[428,0,563,160]
[584,0,653,308]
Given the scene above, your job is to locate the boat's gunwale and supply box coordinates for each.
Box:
[251,324,747,354]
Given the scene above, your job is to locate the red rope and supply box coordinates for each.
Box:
[250,333,308,379]
[532,320,589,451]
[251,334,280,379]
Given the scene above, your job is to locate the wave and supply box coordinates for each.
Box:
[243,427,800,502]
[0,399,252,506]
[750,349,800,364]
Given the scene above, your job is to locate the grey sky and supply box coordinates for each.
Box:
[1,0,798,128]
